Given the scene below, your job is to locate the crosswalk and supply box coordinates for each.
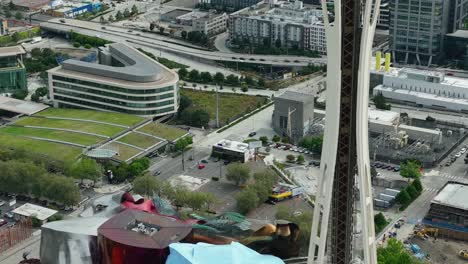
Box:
[439,173,468,183]
[423,188,439,193]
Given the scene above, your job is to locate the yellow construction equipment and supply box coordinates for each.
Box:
[459,249,468,260]
[375,51,382,71]
[414,227,439,239]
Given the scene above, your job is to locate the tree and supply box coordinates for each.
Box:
[175,136,193,152]
[159,27,165,34]
[272,135,281,142]
[296,155,305,164]
[299,135,323,154]
[286,154,296,163]
[400,160,421,179]
[123,8,130,18]
[199,72,212,83]
[395,189,411,206]
[188,69,200,81]
[214,72,225,84]
[226,74,239,86]
[11,90,28,100]
[108,15,114,22]
[178,68,188,79]
[30,48,41,57]
[181,30,187,39]
[377,238,421,264]
[374,212,388,233]
[11,32,19,42]
[181,108,210,127]
[258,78,266,87]
[236,188,258,214]
[115,11,123,20]
[259,136,268,146]
[178,94,192,113]
[406,184,419,199]
[226,162,250,186]
[8,0,14,10]
[374,93,391,110]
[4,9,12,18]
[14,11,22,20]
[131,4,138,15]
[412,178,423,193]
[149,23,155,31]
[70,158,102,183]
[31,93,40,102]
[241,82,248,92]
[133,174,159,197]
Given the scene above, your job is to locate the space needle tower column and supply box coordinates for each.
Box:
[308,0,381,262]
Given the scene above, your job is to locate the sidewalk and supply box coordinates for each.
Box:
[0,231,41,264]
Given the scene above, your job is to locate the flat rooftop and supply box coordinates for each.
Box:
[368,109,399,123]
[214,139,249,153]
[12,203,58,221]
[276,91,313,103]
[12,0,49,9]
[385,67,468,89]
[431,182,468,211]
[0,96,49,115]
[0,46,26,58]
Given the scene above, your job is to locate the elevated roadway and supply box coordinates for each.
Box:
[40,18,327,67]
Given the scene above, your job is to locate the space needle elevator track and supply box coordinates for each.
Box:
[307,0,381,262]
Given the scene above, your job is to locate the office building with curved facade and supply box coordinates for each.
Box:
[47,43,179,117]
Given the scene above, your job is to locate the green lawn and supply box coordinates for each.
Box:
[0,126,104,146]
[15,117,125,137]
[117,133,161,149]
[107,142,142,161]
[138,123,187,141]
[181,89,266,126]
[36,108,145,127]
[0,133,82,162]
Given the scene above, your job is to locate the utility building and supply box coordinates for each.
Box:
[272,91,314,144]
[0,46,27,93]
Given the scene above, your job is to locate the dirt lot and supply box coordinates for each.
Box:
[408,236,468,264]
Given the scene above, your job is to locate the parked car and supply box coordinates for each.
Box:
[223,160,231,165]
[201,159,208,164]
[456,152,462,158]
[153,170,161,176]
[375,163,383,168]
[393,166,400,172]
[387,166,394,171]
[198,164,206,169]
[248,132,257,137]
[0,219,7,227]
[4,212,14,219]
[445,161,452,166]
[462,148,467,154]
[0,200,5,207]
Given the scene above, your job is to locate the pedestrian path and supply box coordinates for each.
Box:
[423,187,439,193]
[439,173,468,183]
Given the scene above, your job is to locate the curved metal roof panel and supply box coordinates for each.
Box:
[62,43,163,83]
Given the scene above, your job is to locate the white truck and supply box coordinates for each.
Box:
[31,37,42,44]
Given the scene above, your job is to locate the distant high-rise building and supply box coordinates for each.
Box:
[376,0,390,29]
[390,0,468,66]
[200,0,262,11]
[390,0,450,65]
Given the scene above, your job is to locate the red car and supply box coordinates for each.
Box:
[198,164,206,169]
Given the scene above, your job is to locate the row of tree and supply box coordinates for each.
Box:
[100,5,138,23]
[230,166,278,214]
[105,157,150,183]
[70,31,111,48]
[132,174,216,211]
[178,68,266,88]
[395,178,423,209]
[0,160,80,206]
[299,135,324,154]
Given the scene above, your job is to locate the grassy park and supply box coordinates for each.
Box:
[138,122,187,141]
[36,108,145,126]
[117,133,161,149]
[0,133,83,162]
[15,117,125,137]
[181,89,267,125]
[107,142,142,161]
[0,126,104,146]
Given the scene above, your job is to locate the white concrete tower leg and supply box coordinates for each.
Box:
[356,0,381,263]
[307,0,342,263]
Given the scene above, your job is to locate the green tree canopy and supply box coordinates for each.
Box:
[236,187,258,214]
[132,174,159,197]
[200,72,213,83]
[115,10,123,20]
[131,4,138,15]
[299,135,323,154]
[374,93,391,110]
[377,238,422,264]
[214,72,225,84]
[178,68,188,79]
[296,155,305,164]
[188,69,200,81]
[400,160,421,179]
[14,11,22,20]
[395,189,411,206]
[226,162,250,186]
[70,158,102,183]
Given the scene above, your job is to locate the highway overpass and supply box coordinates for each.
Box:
[40,19,327,67]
